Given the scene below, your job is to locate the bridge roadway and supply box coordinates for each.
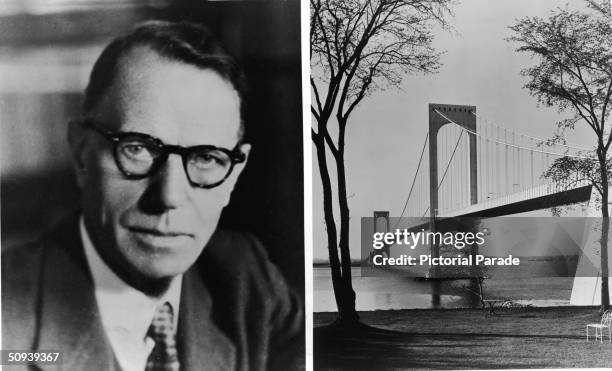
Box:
[395,182,593,234]
[440,181,592,218]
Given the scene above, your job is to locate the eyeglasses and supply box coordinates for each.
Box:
[81,118,246,189]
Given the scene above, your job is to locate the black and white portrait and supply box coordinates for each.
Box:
[1,1,304,370]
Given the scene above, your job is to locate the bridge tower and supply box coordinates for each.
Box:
[373,211,390,232]
[373,211,390,258]
[428,104,478,260]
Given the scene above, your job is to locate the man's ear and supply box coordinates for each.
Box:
[221,143,251,207]
[235,143,251,173]
[67,119,89,189]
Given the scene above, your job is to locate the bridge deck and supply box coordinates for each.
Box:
[440,182,592,218]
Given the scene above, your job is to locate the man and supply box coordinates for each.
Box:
[2,21,303,371]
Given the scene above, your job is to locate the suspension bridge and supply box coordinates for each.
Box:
[396,103,594,220]
[372,103,610,306]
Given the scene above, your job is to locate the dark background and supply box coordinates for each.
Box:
[0,0,304,294]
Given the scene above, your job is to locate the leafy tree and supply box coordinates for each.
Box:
[508,1,612,310]
[311,0,452,324]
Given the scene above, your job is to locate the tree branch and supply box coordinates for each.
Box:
[311,77,324,116]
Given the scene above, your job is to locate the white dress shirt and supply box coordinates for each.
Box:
[80,218,182,371]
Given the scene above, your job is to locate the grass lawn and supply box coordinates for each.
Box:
[314,307,612,369]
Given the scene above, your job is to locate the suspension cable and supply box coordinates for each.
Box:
[393,133,429,229]
[438,130,465,188]
[434,109,596,160]
[470,110,591,151]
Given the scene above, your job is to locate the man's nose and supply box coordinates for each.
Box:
[140,155,190,213]
[156,155,191,209]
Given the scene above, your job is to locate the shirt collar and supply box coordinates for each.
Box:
[79,216,182,338]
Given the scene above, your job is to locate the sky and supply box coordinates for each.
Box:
[312,0,598,260]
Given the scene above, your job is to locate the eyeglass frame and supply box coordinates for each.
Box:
[76,118,247,189]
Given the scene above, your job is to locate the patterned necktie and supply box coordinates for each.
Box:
[145,302,180,371]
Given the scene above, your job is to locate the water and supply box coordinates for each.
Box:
[314,267,573,312]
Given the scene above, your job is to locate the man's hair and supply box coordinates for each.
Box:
[83,20,248,138]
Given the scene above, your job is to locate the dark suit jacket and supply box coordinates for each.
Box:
[2,216,304,371]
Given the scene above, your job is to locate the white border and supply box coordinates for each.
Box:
[301,0,313,368]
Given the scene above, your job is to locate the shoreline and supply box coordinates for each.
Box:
[313,298,572,314]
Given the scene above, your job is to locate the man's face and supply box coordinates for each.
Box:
[73,47,249,287]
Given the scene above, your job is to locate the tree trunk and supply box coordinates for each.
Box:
[313,136,346,316]
[335,145,359,324]
[598,150,610,311]
[601,215,610,311]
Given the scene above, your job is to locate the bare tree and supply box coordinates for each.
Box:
[508,1,612,311]
[311,0,452,325]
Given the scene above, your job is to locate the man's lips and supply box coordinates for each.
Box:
[127,226,194,236]
[128,227,194,249]
[127,226,195,247]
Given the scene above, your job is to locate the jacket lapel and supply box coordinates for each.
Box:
[34,218,118,371]
[177,266,236,371]
[31,216,234,371]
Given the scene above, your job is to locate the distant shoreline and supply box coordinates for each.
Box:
[313,255,579,268]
